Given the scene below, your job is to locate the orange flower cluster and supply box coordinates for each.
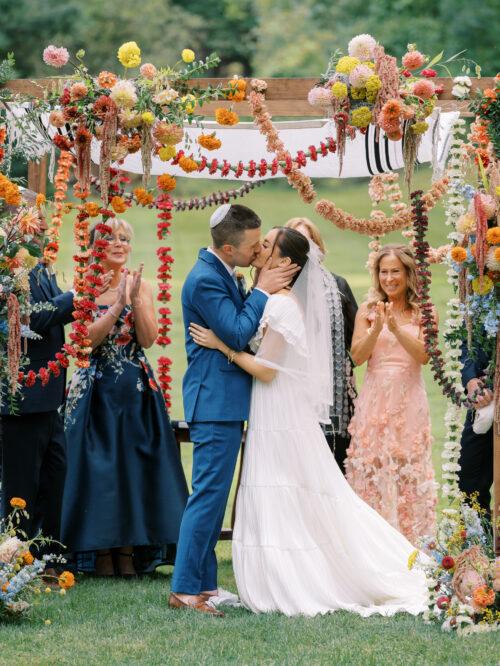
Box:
[472,585,495,608]
[97,71,118,89]
[84,202,101,217]
[0,172,22,206]
[153,122,184,146]
[486,227,500,244]
[215,108,239,126]
[9,497,26,510]
[157,174,177,192]
[134,187,154,206]
[58,571,76,590]
[22,551,34,565]
[43,150,73,264]
[198,133,222,151]
[226,78,246,102]
[36,193,46,208]
[178,156,198,173]
[110,196,128,213]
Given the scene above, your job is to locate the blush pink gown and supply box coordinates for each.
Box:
[345,317,437,544]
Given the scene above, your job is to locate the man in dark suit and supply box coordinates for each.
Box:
[1,195,74,573]
[458,341,493,515]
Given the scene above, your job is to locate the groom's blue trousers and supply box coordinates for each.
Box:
[171,421,243,594]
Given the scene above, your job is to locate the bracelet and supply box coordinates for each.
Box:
[227,349,236,364]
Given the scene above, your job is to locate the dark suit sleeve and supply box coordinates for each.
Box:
[460,339,488,390]
[334,274,358,349]
[29,290,75,334]
[191,276,267,351]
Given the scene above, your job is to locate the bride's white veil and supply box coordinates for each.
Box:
[255,240,333,424]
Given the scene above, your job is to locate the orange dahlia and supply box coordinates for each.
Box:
[178,156,199,173]
[215,108,239,126]
[473,585,495,608]
[10,497,26,510]
[97,71,118,89]
[486,227,500,245]
[84,202,101,217]
[134,187,154,206]
[110,196,128,214]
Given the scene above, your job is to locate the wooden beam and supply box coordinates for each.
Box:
[2,76,495,117]
[27,156,47,195]
[495,421,500,556]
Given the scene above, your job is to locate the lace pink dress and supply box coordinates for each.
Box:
[345,314,437,544]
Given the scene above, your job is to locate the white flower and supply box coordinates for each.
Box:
[486,246,500,271]
[152,88,179,105]
[0,537,23,563]
[453,75,472,87]
[109,80,138,109]
[452,84,471,99]
[348,34,377,61]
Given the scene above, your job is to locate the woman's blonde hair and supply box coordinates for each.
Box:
[284,217,326,255]
[367,243,420,315]
[90,217,134,244]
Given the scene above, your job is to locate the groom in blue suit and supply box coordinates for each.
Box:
[170,204,297,615]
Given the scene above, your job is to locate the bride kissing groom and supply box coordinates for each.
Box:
[169,204,428,618]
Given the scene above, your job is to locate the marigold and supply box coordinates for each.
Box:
[178,156,199,173]
[157,174,177,192]
[117,41,141,69]
[472,276,493,295]
[450,246,467,263]
[158,146,177,161]
[215,108,239,126]
[486,227,500,245]
[198,133,222,151]
[22,551,34,565]
[473,585,495,608]
[336,56,361,74]
[10,497,26,510]
[110,196,128,214]
[84,202,101,217]
[36,193,46,208]
[97,71,118,88]
[181,49,195,63]
[134,188,154,206]
[331,82,348,99]
[351,106,372,128]
[58,571,75,590]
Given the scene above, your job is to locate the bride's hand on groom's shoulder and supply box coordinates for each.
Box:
[256,257,300,294]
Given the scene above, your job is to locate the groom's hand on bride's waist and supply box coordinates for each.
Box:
[256,259,300,295]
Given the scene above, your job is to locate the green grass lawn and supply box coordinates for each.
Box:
[2,168,498,664]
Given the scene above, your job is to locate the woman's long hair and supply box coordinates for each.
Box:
[285,217,326,255]
[367,243,420,315]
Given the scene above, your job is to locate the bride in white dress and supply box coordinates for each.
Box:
[189,227,430,618]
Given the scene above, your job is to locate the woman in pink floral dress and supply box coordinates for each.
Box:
[346,244,437,544]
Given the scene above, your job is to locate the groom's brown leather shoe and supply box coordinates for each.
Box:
[168,592,224,617]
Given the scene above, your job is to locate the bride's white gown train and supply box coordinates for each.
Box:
[232,295,429,617]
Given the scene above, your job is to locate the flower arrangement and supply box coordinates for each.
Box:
[0,498,74,618]
[410,495,499,635]
[42,43,244,201]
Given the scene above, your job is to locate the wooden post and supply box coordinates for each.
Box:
[27,156,47,195]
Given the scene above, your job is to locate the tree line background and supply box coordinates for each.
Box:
[1,0,498,79]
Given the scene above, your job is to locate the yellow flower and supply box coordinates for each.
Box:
[181,49,195,63]
[350,87,366,100]
[407,549,419,570]
[495,186,500,197]
[331,82,348,99]
[182,94,196,114]
[141,111,155,125]
[365,61,376,70]
[411,121,429,134]
[117,41,141,69]
[366,74,381,94]
[158,145,177,161]
[336,56,360,74]
[10,497,26,510]
[472,275,493,295]
[351,106,372,128]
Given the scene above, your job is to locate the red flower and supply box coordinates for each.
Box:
[442,556,455,570]
[53,134,73,151]
[422,69,437,78]
[56,352,70,368]
[25,370,37,387]
[48,361,61,377]
[402,69,411,78]
[436,595,449,609]
[115,333,132,346]
[59,88,71,105]
[38,367,50,386]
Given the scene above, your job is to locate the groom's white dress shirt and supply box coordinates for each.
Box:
[207,247,268,296]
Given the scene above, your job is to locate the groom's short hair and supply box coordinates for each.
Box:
[211,205,261,248]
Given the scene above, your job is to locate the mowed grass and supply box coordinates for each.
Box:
[2,168,498,664]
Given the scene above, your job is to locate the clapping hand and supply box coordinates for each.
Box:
[130,263,144,305]
[114,269,129,309]
[372,301,385,335]
[384,302,399,335]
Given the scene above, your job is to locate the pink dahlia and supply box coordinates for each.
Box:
[48,110,66,128]
[43,45,70,68]
[140,63,157,79]
[412,79,435,99]
[307,86,332,108]
[402,50,425,70]
[349,64,373,88]
[70,82,88,101]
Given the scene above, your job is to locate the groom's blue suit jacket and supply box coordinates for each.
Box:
[182,249,268,423]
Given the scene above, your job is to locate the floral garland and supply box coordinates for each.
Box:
[316,176,448,236]
[42,150,73,265]
[247,79,316,203]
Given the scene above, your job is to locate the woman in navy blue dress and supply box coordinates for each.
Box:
[62,218,188,576]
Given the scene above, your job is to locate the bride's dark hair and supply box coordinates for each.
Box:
[272,227,310,286]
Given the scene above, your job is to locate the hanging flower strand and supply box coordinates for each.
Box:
[43,150,73,265]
